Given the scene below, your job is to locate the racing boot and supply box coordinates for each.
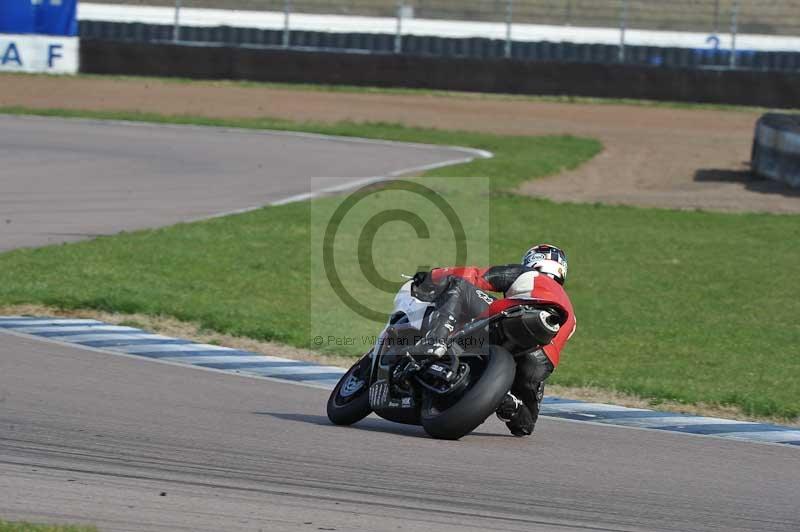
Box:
[496,383,545,437]
[496,392,534,437]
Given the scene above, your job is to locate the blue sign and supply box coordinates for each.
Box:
[0,0,77,37]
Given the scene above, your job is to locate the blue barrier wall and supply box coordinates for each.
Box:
[0,0,78,37]
[1,0,79,73]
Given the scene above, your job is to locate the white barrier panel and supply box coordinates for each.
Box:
[80,2,800,53]
[0,34,79,74]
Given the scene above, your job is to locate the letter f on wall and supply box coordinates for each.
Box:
[48,43,62,67]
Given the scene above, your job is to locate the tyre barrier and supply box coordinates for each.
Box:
[80,39,800,108]
[78,20,800,72]
[752,113,800,188]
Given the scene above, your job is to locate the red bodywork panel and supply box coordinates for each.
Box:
[435,267,576,367]
[431,267,496,292]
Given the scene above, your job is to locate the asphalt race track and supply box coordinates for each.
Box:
[0,115,481,251]
[1,116,799,531]
[1,334,799,532]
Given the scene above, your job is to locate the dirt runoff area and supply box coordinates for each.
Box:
[3,74,799,214]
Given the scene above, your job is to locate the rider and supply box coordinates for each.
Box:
[408,244,576,437]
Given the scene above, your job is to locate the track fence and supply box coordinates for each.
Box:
[84,0,800,70]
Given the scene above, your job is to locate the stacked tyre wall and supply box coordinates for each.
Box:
[752,114,800,188]
[79,20,800,71]
[80,39,800,109]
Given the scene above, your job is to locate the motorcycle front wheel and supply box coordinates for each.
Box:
[327,354,372,426]
[420,345,515,440]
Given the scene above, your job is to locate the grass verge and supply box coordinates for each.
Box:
[1,107,798,421]
[0,520,96,532]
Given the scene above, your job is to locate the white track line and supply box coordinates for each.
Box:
[161,355,295,364]
[543,403,651,414]
[11,325,141,334]
[234,365,345,376]
[718,431,800,443]
[5,115,492,220]
[0,319,104,326]
[115,343,241,354]
[619,416,750,427]
[3,323,799,449]
[0,327,337,392]
[46,333,179,343]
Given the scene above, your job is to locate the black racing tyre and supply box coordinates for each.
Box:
[751,139,760,172]
[421,345,515,440]
[327,355,372,426]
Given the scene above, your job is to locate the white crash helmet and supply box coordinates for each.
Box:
[522,244,568,285]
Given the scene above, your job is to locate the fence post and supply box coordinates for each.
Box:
[618,0,628,62]
[505,0,513,59]
[729,0,740,68]
[173,0,181,43]
[283,0,291,48]
[395,0,404,54]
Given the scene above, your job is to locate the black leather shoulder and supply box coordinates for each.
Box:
[483,264,535,292]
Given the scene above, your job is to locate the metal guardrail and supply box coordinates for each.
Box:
[81,1,800,71]
[95,1,800,36]
[169,0,750,64]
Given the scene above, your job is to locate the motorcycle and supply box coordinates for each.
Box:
[326,281,565,440]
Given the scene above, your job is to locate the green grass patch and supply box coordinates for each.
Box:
[0,520,96,532]
[1,108,798,420]
[309,177,493,346]
[493,197,800,420]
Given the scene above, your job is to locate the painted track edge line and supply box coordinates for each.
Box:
[1,114,493,227]
[0,328,334,393]
[0,114,493,160]
[203,154,490,215]
[4,317,798,448]
[534,412,800,450]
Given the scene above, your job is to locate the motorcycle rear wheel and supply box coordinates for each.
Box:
[327,354,372,426]
[420,345,515,440]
